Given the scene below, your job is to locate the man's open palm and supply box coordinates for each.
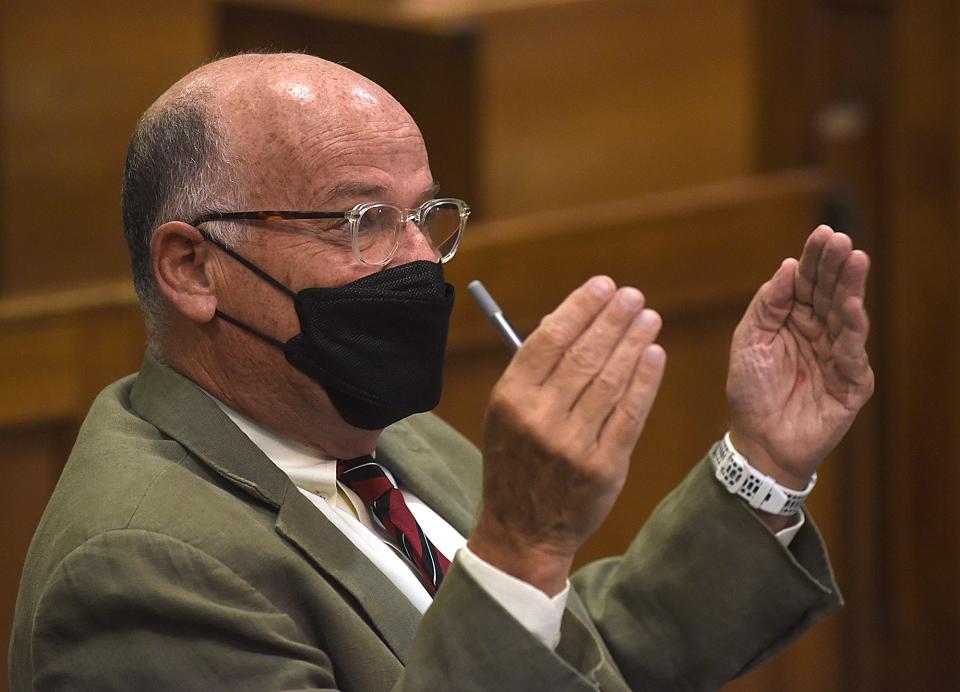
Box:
[726,225,874,488]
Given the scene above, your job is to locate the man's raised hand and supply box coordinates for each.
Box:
[726,225,874,491]
[469,276,666,595]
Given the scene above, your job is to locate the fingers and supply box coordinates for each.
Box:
[510,276,618,384]
[796,225,863,317]
[498,272,665,459]
[795,225,834,305]
[833,295,874,388]
[827,249,870,337]
[573,308,663,436]
[597,344,667,455]
[795,225,871,347]
[541,287,647,407]
[813,232,854,317]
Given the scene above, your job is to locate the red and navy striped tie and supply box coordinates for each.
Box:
[337,456,451,595]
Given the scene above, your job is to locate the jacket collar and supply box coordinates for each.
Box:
[376,418,476,537]
[128,353,470,662]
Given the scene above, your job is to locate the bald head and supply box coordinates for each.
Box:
[168,53,414,132]
[122,53,428,334]
[163,54,423,202]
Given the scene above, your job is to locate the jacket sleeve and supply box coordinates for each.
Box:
[400,558,613,691]
[570,453,843,691]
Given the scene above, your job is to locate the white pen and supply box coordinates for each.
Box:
[467,280,523,352]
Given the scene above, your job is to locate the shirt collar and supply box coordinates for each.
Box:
[210,397,339,503]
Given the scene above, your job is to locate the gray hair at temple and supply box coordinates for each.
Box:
[120,89,244,341]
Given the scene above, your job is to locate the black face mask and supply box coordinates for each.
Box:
[205,236,455,430]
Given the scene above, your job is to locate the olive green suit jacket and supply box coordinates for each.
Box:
[10,355,841,691]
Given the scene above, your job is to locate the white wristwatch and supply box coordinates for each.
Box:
[710,433,816,516]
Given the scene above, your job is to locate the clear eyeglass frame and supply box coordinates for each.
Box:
[190,197,471,266]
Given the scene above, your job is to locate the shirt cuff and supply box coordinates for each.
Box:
[456,544,569,649]
[776,510,805,547]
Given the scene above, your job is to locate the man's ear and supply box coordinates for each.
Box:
[151,221,219,324]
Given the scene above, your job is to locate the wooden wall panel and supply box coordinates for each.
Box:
[477,0,756,213]
[0,0,214,294]
[0,284,145,427]
[752,0,890,173]
[880,1,960,687]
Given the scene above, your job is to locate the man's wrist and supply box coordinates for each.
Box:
[727,429,814,490]
[468,519,573,597]
[711,433,816,526]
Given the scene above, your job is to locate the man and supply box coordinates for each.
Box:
[9,53,873,690]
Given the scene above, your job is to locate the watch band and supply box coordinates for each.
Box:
[709,433,816,516]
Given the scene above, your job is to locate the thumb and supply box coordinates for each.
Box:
[745,258,797,333]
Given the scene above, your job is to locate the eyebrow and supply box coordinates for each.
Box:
[322,180,441,207]
[423,181,442,201]
[324,181,389,204]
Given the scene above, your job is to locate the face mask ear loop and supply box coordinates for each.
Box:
[196,228,295,348]
[198,228,296,299]
[213,308,288,349]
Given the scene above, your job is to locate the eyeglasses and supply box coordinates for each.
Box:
[190,197,470,266]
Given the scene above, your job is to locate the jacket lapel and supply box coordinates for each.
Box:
[376,418,477,537]
[129,354,424,662]
[274,488,422,661]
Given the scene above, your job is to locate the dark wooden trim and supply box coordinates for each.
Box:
[881,0,960,686]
